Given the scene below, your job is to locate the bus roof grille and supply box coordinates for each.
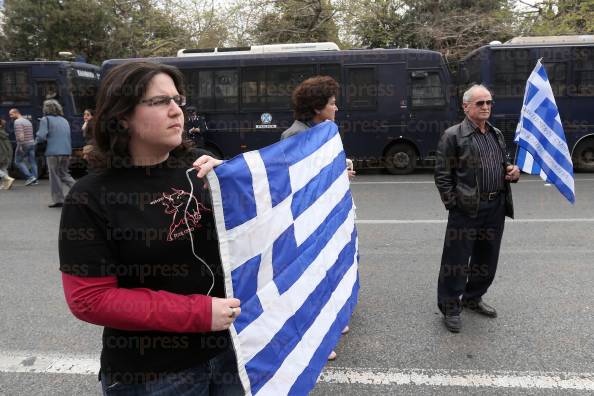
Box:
[177,42,339,57]
[502,35,594,46]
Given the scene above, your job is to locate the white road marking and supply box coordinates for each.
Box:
[0,350,98,375]
[2,351,593,390]
[356,218,594,224]
[320,366,594,390]
[351,178,594,185]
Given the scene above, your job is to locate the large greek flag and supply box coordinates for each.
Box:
[514,59,575,203]
[207,121,359,395]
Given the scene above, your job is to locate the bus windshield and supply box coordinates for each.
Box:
[69,69,99,115]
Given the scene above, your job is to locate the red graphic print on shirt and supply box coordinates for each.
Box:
[151,188,211,241]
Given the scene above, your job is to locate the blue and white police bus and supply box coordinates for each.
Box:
[102,42,458,174]
[0,61,100,175]
[458,35,594,171]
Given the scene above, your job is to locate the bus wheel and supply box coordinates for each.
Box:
[573,139,594,172]
[385,143,417,175]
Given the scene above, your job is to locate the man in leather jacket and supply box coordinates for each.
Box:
[434,84,520,333]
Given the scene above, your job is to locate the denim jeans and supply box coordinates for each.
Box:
[14,142,38,179]
[100,348,245,396]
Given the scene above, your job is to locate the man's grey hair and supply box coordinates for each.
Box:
[43,99,64,116]
[462,84,492,103]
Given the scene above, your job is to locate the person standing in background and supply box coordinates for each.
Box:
[8,108,38,186]
[81,108,95,162]
[35,99,76,208]
[434,84,520,333]
[185,106,207,148]
[0,119,15,190]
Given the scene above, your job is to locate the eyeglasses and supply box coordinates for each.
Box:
[139,95,186,107]
[474,100,493,107]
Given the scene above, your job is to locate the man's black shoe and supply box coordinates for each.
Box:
[48,202,64,208]
[444,314,461,333]
[463,300,497,318]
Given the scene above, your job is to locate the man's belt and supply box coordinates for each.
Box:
[479,191,503,201]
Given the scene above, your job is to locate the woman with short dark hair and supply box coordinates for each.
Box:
[280,75,354,361]
[59,61,242,395]
[281,75,340,140]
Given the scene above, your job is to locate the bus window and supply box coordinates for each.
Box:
[37,80,59,102]
[542,62,567,97]
[410,71,446,107]
[493,49,531,97]
[242,68,266,110]
[0,69,30,105]
[319,64,341,101]
[319,64,341,82]
[198,70,215,110]
[70,77,97,114]
[464,52,482,85]
[266,65,315,108]
[346,67,376,109]
[575,48,594,96]
[214,69,238,111]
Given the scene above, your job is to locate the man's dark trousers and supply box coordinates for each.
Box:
[438,195,506,315]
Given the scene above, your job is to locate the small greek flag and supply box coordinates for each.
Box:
[514,59,575,203]
[207,121,359,395]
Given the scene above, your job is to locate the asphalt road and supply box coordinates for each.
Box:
[1,172,593,395]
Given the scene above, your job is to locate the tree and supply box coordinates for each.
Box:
[346,0,520,61]
[0,0,196,63]
[521,0,594,35]
[0,0,115,63]
[250,0,341,45]
[169,0,231,49]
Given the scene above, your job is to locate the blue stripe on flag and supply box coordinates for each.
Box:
[216,155,258,230]
[231,255,261,307]
[516,147,542,175]
[517,138,575,203]
[259,143,292,207]
[271,225,298,288]
[521,117,573,171]
[289,277,359,396]
[274,190,353,295]
[247,228,358,394]
[280,122,339,166]
[534,98,564,138]
[524,82,539,106]
[291,151,347,219]
[537,64,548,81]
[234,294,264,335]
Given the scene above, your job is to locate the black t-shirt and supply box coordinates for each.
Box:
[59,153,229,383]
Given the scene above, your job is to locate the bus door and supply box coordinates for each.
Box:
[32,79,60,130]
[406,69,452,163]
[341,64,407,167]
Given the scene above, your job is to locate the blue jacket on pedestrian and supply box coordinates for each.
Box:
[36,115,72,156]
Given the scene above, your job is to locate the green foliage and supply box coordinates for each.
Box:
[0,0,193,63]
[348,0,519,61]
[526,0,594,35]
[251,0,340,45]
[0,0,590,64]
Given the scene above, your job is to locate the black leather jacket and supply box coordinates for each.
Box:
[434,118,515,219]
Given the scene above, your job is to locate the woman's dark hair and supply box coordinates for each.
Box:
[84,108,95,116]
[89,61,190,169]
[292,76,339,121]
